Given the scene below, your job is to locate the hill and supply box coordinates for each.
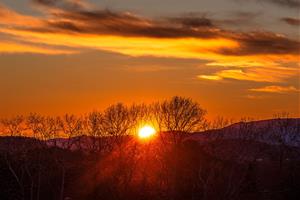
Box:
[186,118,300,147]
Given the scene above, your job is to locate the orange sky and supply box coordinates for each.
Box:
[0,0,299,120]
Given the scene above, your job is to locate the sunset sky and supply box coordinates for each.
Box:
[0,0,299,119]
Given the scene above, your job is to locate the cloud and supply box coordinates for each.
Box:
[0,3,299,56]
[218,32,300,55]
[235,0,300,9]
[197,75,223,81]
[216,69,280,82]
[281,17,300,26]
[0,1,299,84]
[0,3,238,59]
[168,16,214,28]
[198,65,299,82]
[17,9,299,56]
[249,85,300,93]
[215,11,261,28]
[267,0,300,8]
[28,10,222,39]
[32,0,89,10]
[0,40,76,54]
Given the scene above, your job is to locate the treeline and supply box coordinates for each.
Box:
[0,96,207,144]
[0,97,299,200]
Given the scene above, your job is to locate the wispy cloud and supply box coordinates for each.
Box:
[197,75,223,81]
[249,85,300,93]
[236,0,300,9]
[198,65,299,82]
[281,17,300,26]
[0,40,76,54]
[0,2,299,56]
[0,1,299,84]
[267,0,300,8]
[32,0,90,10]
[214,11,262,29]
[217,32,299,56]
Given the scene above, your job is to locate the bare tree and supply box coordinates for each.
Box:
[101,103,140,149]
[60,114,84,150]
[153,96,207,145]
[1,115,26,137]
[27,113,61,142]
[83,111,105,153]
[26,113,44,139]
[207,116,234,130]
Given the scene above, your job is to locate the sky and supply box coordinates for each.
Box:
[0,0,299,120]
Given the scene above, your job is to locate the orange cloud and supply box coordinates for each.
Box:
[197,75,223,81]
[0,3,299,56]
[0,28,240,60]
[199,64,299,83]
[0,40,76,54]
[0,2,299,84]
[249,85,300,93]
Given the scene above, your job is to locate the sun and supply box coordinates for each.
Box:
[138,125,156,139]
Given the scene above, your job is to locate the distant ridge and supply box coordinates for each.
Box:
[0,118,299,151]
[187,118,300,147]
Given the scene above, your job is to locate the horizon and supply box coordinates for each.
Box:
[0,96,299,140]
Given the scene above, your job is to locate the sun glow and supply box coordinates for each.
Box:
[138,125,156,139]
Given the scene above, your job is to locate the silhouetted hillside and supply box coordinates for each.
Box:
[187,118,300,146]
[0,118,299,200]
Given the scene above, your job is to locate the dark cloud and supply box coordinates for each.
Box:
[217,32,300,55]
[169,16,214,28]
[32,0,87,10]
[281,17,300,26]
[29,1,219,38]
[46,20,83,32]
[223,11,260,23]
[27,10,221,38]
[214,11,261,29]
[268,0,300,8]
[232,11,260,19]
[235,0,300,9]
[22,8,300,55]
[33,0,58,6]
[6,2,300,56]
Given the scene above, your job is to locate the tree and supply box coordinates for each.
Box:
[27,113,61,142]
[60,114,84,150]
[101,103,139,149]
[153,96,207,145]
[83,111,105,153]
[1,115,26,137]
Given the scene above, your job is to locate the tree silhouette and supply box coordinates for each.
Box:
[153,96,206,145]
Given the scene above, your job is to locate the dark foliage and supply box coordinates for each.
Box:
[0,134,299,200]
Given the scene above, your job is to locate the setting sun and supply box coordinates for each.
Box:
[138,125,156,139]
